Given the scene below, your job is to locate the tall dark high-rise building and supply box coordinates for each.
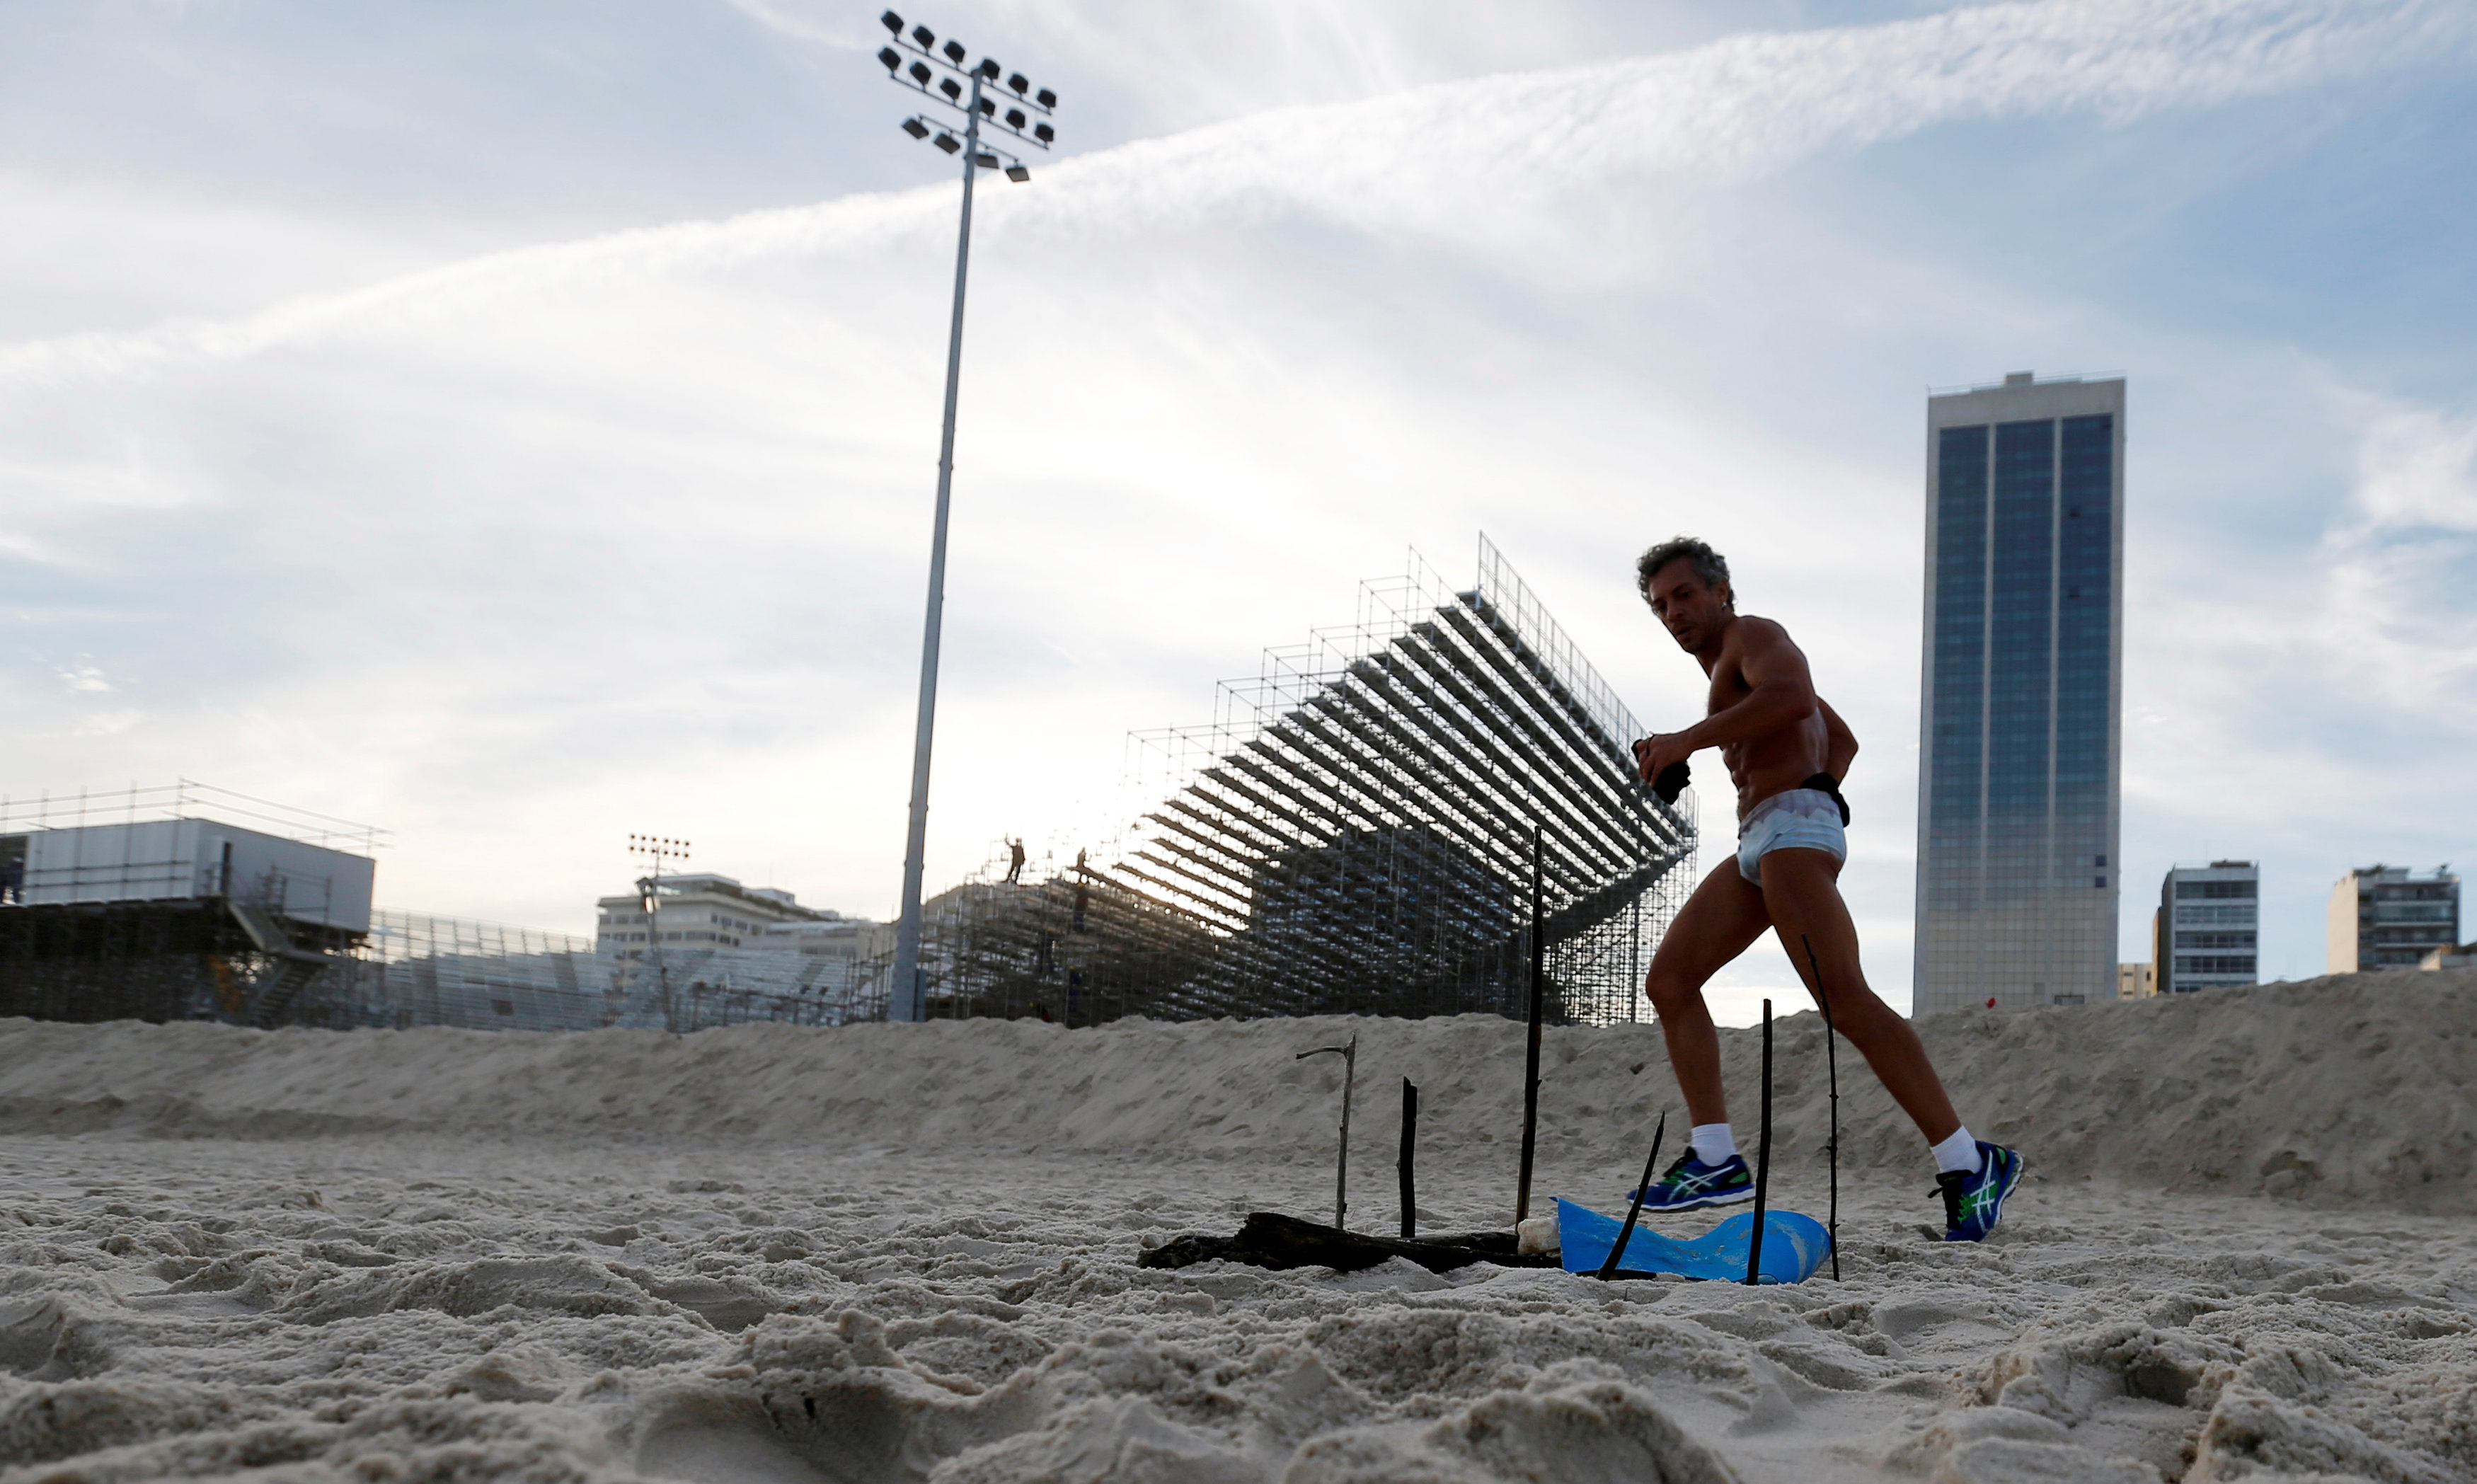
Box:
[1914,373,2125,1013]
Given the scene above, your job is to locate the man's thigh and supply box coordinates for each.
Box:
[1648,858,1774,988]
[1754,848,1860,990]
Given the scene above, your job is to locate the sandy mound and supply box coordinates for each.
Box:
[1,1138,2472,1484]
[3,971,2472,1212]
[2,976,2476,1480]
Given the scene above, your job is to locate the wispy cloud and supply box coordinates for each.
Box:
[2120,379,2477,957]
[4,0,2471,994]
[6,0,2466,388]
[719,0,869,51]
[2319,398,2477,716]
[2346,401,2477,534]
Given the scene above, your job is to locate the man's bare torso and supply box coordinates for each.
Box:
[1705,616,1829,819]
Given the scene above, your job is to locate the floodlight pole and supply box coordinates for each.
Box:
[890,71,985,1025]
[875,14,1053,1024]
[629,834,689,1034]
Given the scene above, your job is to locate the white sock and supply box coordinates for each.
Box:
[1931,1127,1983,1175]
[1690,1123,1737,1166]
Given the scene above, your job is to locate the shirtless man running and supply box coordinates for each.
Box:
[1627,537,2023,1242]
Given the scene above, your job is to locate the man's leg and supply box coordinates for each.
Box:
[1755,848,1962,1146]
[1643,860,1774,1128]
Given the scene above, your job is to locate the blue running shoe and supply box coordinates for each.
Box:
[1936,1141,2024,1242]
[1626,1152,1757,1213]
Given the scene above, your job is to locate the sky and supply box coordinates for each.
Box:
[4,0,2473,1022]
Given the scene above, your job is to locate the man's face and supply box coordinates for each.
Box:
[1645,558,1730,652]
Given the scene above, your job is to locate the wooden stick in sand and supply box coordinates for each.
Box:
[1801,933,1841,1281]
[1596,1110,1666,1280]
[1745,999,1774,1285]
[1398,1079,1418,1239]
[1296,1034,1357,1229]
[1515,824,1546,1225]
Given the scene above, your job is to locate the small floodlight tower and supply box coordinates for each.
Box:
[877,13,1058,1023]
[628,834,690,1034]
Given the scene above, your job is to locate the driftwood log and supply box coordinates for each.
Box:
[1138,1212,1556,1274]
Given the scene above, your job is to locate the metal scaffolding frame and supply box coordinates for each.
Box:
[0,781,387,854]
[921,536,1697,1025]
[0,900,891,1033]
[306,910,890,1032]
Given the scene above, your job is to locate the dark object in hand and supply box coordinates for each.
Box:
[1653,761,1691,805]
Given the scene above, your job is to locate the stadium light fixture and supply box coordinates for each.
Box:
[627,834,691,1033]
[876,15,1060,1023]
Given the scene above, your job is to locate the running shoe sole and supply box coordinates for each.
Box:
[1625,1183,1759,1214]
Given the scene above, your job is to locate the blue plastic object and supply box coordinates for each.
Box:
[1555,1197,1832,1284]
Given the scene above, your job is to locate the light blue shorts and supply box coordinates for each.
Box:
[1736,788,1846,885]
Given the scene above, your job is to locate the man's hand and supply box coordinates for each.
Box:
[1633,732,1694,784]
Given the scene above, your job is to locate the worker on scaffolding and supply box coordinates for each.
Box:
[1628,536,2023,1243]
[1006,837,1026,885]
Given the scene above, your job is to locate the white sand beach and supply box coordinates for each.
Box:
[2,972,2472,1482]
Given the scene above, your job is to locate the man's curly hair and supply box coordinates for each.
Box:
[1636,536,1733,610]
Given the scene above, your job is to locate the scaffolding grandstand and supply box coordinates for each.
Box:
[920,536,1698,1025]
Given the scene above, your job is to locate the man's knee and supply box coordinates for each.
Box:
[1644,968,1705,1018]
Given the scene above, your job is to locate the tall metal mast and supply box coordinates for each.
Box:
[875,12,1055,1022]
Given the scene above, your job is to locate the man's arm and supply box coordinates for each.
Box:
[1635,620,1821,781]
[1674,619,1817,752]
[1818,698,1858,783]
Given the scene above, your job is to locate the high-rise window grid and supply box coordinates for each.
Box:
[2156,862,2258,994]
[1914,376,2125,1013]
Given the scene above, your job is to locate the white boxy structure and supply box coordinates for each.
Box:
[12,817,374,933]
[3,783,880,1032]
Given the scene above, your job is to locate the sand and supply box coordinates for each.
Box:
[1,972,2473,1481]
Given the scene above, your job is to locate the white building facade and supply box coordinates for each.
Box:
[2157,861,2258,996]
[2328,866,2460,974]
[595,872,890,1022]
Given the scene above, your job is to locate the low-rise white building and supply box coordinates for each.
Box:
[2330,866,2459,974]
[596,873,831,955]
[2158,861,2258,996]
[594,872,890,1023]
